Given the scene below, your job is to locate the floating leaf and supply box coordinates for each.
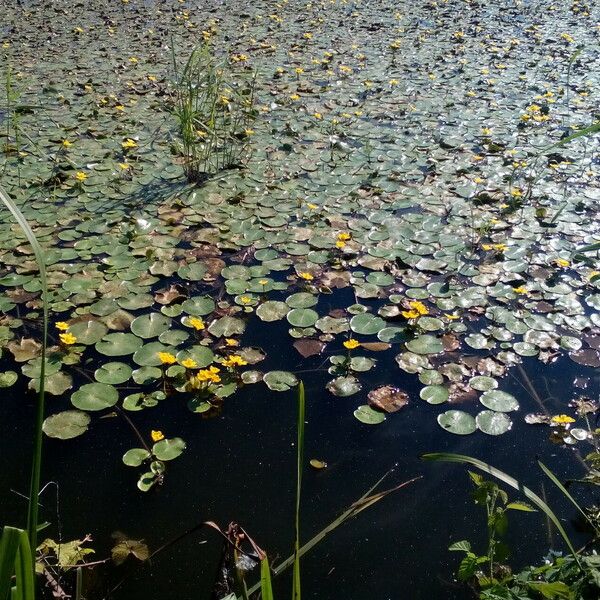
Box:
[406,335,443,355]
[479,390,519,413]
[71,383,119,411]
[437,410,477,435]
[152,437,186,460]
[353,405,386,425]
[326,376,361,397]
[367,386,408,413]
[476,411,512,435]
[42,411,91,440]
[420,385,449,405]
[130,313,172,339]
[263,370,298,391]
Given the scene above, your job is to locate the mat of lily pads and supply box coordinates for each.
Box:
[1,0,599,488]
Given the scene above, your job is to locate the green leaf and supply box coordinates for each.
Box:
[71,383,119,411]
[152,437,186,461]
[42,411,91,440]
[122,448,151,467]
[527,581,573,599]
[448,540,472,552]
[353,405,386,425]
[260,556,274,600]
[506,501,536,512]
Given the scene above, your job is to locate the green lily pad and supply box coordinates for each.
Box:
[96,333,143,356]
[479,390,519,412]
[130,313,172,339]
[476,410,512,435]
[263,370,298,391]
[256,300,289,322]
[122,448,151,467]
[287,308,319,328]
[42,410,91,440]
[326,376,362,397]
[68,320,109,345]
[353,405,386,425]
[71,382,119,411]
[350,313,387,335]
[437,410,477,435]
[208,316,246,337]
[419,385,449,404]
[406,335,443,355]
[0,371,18,388]
[152,437,186,460]
[94,362,132,384]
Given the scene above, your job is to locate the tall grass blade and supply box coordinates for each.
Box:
[422,453,580,563]
[75,567,82,600]
[0,527,22,600]
[13,532,34,600]
[293,382,305,600]
[246,472,421,596]
[537,460,596,533]
[0,185,48,555]
[260,556,274,600]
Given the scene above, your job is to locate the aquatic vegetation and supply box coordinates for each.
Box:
[171,42,257,182]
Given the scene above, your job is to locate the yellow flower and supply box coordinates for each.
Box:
[221,355,248,368]
[128,56,138,64]
[389,79,399,86]
[307,202,318,209]
[194,368,221,384]
[401,309,420,319]
[180,358,198,369]
[151,430,165,442]
[510,188,523,198]
[55,322,70,331]
[551,414,575,424]
[157,352,177,364]
[444,313,460,320]
[244,128,255,136]
[147,75,157,82]
[122,138,138,149]
[560,33,574,43]
[409,300,429,316]
[343,339,360,350]
[61,140,72,148]
[239,296,253,304]
[258,279,269,285]
[115,104,125,112]
[313,112,323,119]
[555,258,570,268]
[336,240,346,249]
[337,232,351,241]
[298,272,314,281]
[187,317,205,330]
[59,332,77,345]
[303,32,313,39]
[295,67,304,75]
[74,171,87,182]
[513,286,528,294]
[481,127,492,135]
[225,338,239,346]
[118,162,130,170]
[289,93,301,101]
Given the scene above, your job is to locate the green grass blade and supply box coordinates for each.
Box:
[293,381,305,600]
[0,186,48,554]
[13,532,34,600]
[0,527,22,600]
[260,556,274,600]
[422,453,580,562]
[537,460,594,531]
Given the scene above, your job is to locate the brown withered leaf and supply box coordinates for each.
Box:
[7,338,42,362]
[293,339,325,358]
[360,342,391,352]
[154,284,187,305]
[367,385,409,413]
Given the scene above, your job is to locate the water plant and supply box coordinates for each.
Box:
[171,42,256,182]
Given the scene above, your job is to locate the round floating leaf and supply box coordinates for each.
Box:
[133,342,174,367]
[132,367,162,385]
[406,335,443,355]
[469,376,498,392]
[94,362,132,384]
[326,376,361,397]
[176,345,215,368]
[256,301,289,322]
[130,313,172,339]
[208,316,246,338]
[152,437,186,461]
[287,308,319,328]
[96,333,143,356]
[122,448,151,467]
[68,320,108,345]
[437,410,477,435]
[42,410,91,440]
[420,385,449,404]
[137,472,157,492]
[71,383,118,411]
[479,390,519,413]
[350,313,387,335]
[286,293,318,308]
[263,370,298,391]
[476,411,512,435]
[181,296,216,316]
[0,371,18,388]
[353,405,386,425]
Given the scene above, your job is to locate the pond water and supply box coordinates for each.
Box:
[1,0,599,598]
